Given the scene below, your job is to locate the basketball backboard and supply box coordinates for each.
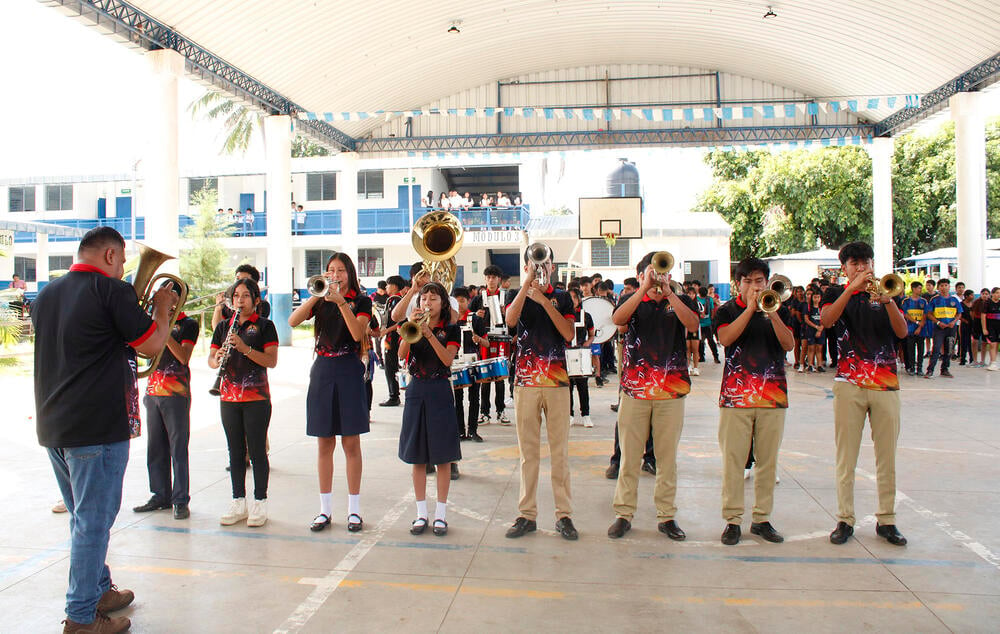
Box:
[578,197,643,240]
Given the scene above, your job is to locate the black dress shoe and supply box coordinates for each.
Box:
[876,523,908,546]
[750,521,784,543]
[641,461,656,475]
[610,403,619,412]
[173,504,190,520]
[829,521,854,545]
[607,517,631,539]
[460,434,470,441]
[310,513,332,532]
[379,398,401,407]
[471,433,484,443]
[555,517,579,541]
[605,463,619,479]
[347,513,363,533]
[410,518,428,535]
[450,463,460,481]
[133,497,170,513]
[505,517,537,538]
[432,519,448,536]
[721,523,741,545]
[658,520,686,541]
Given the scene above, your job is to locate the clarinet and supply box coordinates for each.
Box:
[209,311,240,396]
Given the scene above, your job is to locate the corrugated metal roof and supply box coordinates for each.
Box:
[113,0,1000,142]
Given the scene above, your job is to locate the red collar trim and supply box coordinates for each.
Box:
[434,320,446,329]
[736,297,747,308]
[69,263,110,277]
[176,312,187,320]
[391,292,403,297]
[486,289,501,296]
[544,284,554,294]
[641,292,661,303]
[460,310,469,320]
[238,311,260,323]
[343,289,357,300]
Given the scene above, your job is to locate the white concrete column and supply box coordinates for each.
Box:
[867,137,894,276]
[263,115,293,345]
[142,49,184,270]
[36,233,49,288]
[951,92,987,290]
[339,153,360,267]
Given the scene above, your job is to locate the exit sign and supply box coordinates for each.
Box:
[120,188,131,194]
[402,178,415,184]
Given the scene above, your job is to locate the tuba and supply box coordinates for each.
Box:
[867,273,904,298]
[131,243,188,378]
[412,211,463,292]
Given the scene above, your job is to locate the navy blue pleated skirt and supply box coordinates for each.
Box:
[306,355,371,437]
[398,378,462,465]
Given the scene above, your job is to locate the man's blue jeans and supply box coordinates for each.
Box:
[47,441,129,624]
[927,327,955,374]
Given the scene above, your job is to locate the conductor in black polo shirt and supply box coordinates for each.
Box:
[33,227,174,632]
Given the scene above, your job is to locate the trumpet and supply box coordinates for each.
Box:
[754,275,793,314]
[651,251,674,276]
[307,274,340,298]
[526,242,551,288]
[866,273,904,298]
[399,311,431,344]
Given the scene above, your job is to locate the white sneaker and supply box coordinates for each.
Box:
[691,367,700,376]
[582,415,593,428]
[570,416,580,427]
[989,364,999,372]
[775,473,780,484]
[478,413,491,425]
[504,396,513,406]
[498,411,512,426]
[797,366,804,373]
[744,468,752,480]
[220,498,248,525]
[247,499,267,527]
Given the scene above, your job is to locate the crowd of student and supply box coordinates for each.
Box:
[420,190,523,210]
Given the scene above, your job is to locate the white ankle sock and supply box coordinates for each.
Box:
[435,502,447,522]
[416,499,428,519]
[348,494,360,516]
[319,492,332,517]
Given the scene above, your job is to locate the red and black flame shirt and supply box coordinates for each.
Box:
[619,292,697,400]
[406,322,461,380]
[145,314,199,398]
[32,264,156,448]
[210,313,279,402]
[310,290,372,357]
[714,299,792,408]
[511,286,575,388]
[821,285,899,391]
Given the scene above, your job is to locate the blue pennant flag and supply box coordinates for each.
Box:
[886,97,897,109]
[683,108,694,121]
[504,107,514,117]
[867,98,879,110]
[847,100,858,112]
[465,108,476,116]
[784,104,796,118]
[743,106,755,119]
[544,108,555,119]
[762,105,775,119]
[583,108,595,120]
[604,108,613,121]
[484,108,495,117]
[807,103,819,116]
[703,108,714,120]
[523,107,534,117]
[641,108,653,121]
[722,107,733,120]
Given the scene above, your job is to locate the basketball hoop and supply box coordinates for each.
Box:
[603,232,618,248]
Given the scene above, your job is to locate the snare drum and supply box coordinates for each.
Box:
[566,348,594,377]
[450,365,473,390]
[488,334,513,359]
[484,356,509,382]
[471,359,494,384]
[397,369,411,391]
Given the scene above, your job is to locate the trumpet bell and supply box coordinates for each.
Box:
[768,274,793,302]
[307,275,329,298]
[872,273,904,298]
[526,242,550,266]
[651,251,674,275]
[758,289,782,313]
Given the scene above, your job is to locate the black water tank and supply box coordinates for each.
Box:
[606,158,639,198]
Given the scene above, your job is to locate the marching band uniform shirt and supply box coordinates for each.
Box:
[619,292,698,400]
[383,293,404,347]
[210,312,279,402]
[406,322,461,380]
[821,285,900,391]
[33,263,156,447]
[925,294,962,328]
[457,310,488,354]
[511,285,575,388]
[901,297,928,336]
[145,313,199,398]
[714,298,792,408]
[470,289,506,328]
[309,290,372,357]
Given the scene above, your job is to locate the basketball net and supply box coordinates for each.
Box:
[603,233,618,248]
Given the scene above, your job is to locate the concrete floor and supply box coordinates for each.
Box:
[2,342,999,633]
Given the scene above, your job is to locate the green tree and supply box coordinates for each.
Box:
[180,187,231,317]
[291,136,330,158]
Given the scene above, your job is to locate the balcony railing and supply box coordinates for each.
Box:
[178,214,268,237]
[358,208,409,234]
[293,210,342,235]
[14,217,145,242]
[418,205,530,231]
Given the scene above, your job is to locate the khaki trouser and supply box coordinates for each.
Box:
[612,394,685,521]
[719,407,786,524]
[833,381,901,525]
[514,385,572,521]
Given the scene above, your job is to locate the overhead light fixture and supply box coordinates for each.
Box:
[448,20,462,34]
[763,6,777,19]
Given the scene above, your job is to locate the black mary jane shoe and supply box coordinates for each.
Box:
[347,513,363,533]
[310,513,331,532]
[410,518,428,535]
[432,519,448,536]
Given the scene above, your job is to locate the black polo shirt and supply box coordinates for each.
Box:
[619,292,696,400]
[146,314,199,398]
[406,322,460,380]
[714,298,792,408]
[822,285,899,391]
[510,286,575,388]
[309,290,372,357]
[210,313,279,402]
[33,263,156,448]
[383,294,404,348]
[470,289,506,329]
[457,311,487,354]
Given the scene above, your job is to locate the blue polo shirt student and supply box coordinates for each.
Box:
[900,284,928,375]
[925,279,962,378]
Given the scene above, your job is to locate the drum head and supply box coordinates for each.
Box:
[582,296,616,343]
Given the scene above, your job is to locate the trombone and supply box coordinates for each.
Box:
[757,274,792,314]
[131,243,189,378]
[866,273,904,298]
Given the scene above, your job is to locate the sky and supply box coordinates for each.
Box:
[1,0,997,200]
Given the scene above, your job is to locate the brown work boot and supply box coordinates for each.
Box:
[96,584,134,613]
[63,612,131,633]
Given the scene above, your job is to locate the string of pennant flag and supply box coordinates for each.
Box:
[300,95,920,124]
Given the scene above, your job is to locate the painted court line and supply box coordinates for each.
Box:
[273,492,413,634]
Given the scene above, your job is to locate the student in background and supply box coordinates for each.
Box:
[901,282,928,376]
